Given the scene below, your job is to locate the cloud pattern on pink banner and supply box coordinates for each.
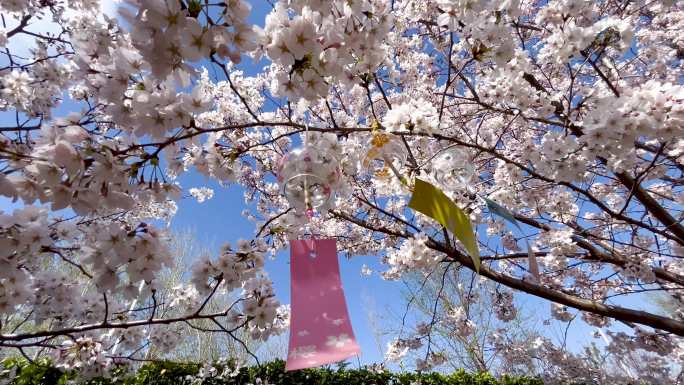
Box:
[286,239,360,371]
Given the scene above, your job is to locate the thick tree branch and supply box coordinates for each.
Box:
[430,242,684,336]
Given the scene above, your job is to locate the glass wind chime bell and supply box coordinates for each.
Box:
[363,132,407,180]
[277,144,342,217]
[432,148,476,192]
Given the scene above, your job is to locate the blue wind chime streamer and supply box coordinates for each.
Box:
[483,198,540,281]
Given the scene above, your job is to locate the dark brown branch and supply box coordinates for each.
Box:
[193,276,223,316]
[511,214,684,287]
[614,171,684,244]
[430,241,684,336]
[1,309,234,342]
[6,15,31,38]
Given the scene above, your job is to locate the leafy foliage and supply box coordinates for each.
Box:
[1,359,543,385]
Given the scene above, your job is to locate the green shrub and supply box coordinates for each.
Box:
[1,358,67,385]
[1,358,543,385]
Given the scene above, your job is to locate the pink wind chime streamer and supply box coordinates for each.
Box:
[286,239,360,371]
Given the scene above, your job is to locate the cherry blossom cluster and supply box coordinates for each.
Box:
[384,337,421,363]
[414,351,447,372]
[607,329,679,358]
[536,10,633,66]
[54,337,114,380]
[533,229,576,271]
[382,233,441,279]
[183,358,244,385]
[190,240,288,340]
[0,203,172,320]
[581,81,684,172]
[445,306,476,338]
[262,0,393,100]
[189,187,215,203]
[489,327,684,385]
[491,290,517,322]
[550,303,574,322]
[1,48,70,118]
[121,0,254,80]
[381,99,439,134]
[385,336,448,372]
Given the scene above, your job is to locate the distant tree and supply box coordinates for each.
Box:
[378,264,537,374]
[147,230,288,363]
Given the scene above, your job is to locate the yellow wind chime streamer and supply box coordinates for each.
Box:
[364,129,480,272]
[408,178,481,272]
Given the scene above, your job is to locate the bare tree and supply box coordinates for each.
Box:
[375,264,538,374]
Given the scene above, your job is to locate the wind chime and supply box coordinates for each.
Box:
[363,132,407,181]
[277,128,534,371]
[432,148,539,281]
[277,132,360,371]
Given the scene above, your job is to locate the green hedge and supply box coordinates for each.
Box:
[1,358,543,385]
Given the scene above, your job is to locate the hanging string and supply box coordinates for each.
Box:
[302,123,317,243]
[382,153,404,183]
[303,124,313,219]
[304,124,320,255]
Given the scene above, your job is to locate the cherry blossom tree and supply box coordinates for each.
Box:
[1,0,683,383]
